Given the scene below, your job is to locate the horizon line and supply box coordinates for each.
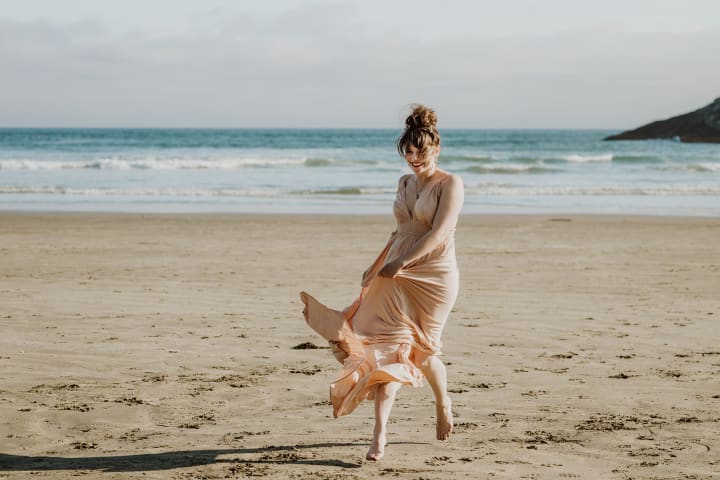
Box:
[0,126,623,131]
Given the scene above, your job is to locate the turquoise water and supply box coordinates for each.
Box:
[0,128,718,215]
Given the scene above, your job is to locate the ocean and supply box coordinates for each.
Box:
[0,128,718,216]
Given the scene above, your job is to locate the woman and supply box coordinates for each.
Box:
[300,104,463,461]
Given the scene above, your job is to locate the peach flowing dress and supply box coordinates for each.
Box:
[300,174,459,418]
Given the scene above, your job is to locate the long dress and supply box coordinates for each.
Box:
[300,173,460,418]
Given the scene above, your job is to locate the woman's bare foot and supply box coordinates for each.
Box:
[366,432,386,461]
[436,398,453,440]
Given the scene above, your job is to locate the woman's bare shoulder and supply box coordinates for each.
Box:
[397,173,413,187]
[438,171,464,191]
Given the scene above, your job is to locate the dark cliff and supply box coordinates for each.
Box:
[604,98,720,143]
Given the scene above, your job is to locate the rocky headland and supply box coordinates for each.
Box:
[605,97,720,143]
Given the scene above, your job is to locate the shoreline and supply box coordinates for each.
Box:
[2,210,719,219]
[1,199,718,219]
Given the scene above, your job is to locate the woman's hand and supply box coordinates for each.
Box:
[378,259,403,278]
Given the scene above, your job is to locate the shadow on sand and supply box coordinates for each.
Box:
[0,442,373,472]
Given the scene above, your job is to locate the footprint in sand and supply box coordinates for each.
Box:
[54,402,93,412]
[71,441,98,450]
[114,396,144,405]
[289,365,323,375]
[425,456,453,466]
[142,373,167,382]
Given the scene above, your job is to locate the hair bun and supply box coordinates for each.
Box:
[405,104,437,130]
[397,104,441,156]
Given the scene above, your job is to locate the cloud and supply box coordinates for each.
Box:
[1,11,719,127]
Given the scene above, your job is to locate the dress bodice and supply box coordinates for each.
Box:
[393,174,446,229]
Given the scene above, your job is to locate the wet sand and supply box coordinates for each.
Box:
[0,213,718,479]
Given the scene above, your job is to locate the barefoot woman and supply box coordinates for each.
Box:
[300,104,463,460]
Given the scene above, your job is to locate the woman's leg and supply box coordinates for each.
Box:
[367,381,401,460]
[413,351,453,440]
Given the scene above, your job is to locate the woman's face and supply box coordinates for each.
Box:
[404,145,438,175]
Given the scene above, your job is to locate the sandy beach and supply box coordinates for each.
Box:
[0,213,718,479]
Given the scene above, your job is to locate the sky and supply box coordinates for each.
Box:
[1,0,719,128]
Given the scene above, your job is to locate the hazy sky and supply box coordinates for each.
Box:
[1,0,719,128]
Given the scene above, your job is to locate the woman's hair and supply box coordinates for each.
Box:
[397,104,441,157]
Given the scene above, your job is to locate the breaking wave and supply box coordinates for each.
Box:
[463,164,559,174]
[0,157,381,170]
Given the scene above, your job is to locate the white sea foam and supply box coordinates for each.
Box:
[683,163,720,173]
[696,163,720,172]
[0,156,392,170]
[441,154,495,164]
[0,157,311,170]
[563,153,614,163]
[464,163,557,174]
[295,187,393,195]
[655,163,720,173]
[0,186,283,197]
[464,184,720,196]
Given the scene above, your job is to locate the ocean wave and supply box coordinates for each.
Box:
[0,157,388,170]
[562,153,614,163]
[612,154,666,164]
[293,187,393,195]
[440,155,548,165]
[304,157,333,167]
[463,164,559,174]
[439,154,494,164]
[656,163,720,173]
[444,154,616,165]
[0,158,311,170]
[3,184,718,197]
[303,157,386,167]
[0,186,283,197]
[0,186,395,197]
[510,156,552,164]
[464,184,720,196]
[302,187,363,195]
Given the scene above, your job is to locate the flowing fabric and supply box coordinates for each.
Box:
[300,174,459,418]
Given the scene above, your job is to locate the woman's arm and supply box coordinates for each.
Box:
[378,174,464,277]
